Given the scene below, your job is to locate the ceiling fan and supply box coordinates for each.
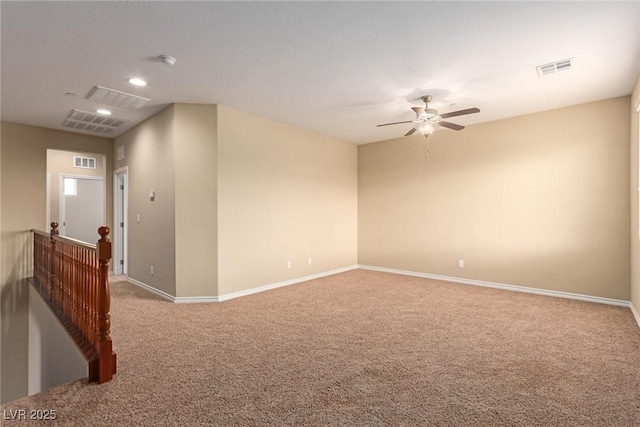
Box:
[377,95,480,138]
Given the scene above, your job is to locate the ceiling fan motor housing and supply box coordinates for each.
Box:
[416,108,441,122]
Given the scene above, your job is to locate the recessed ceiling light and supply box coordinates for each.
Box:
[97,109,111,115]
[128,78,147,87]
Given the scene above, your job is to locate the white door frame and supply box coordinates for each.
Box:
[46,172,51,230]
[58,174,106,240]
[113,167,129,275]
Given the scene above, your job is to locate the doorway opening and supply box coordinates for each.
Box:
[46,149,107,243]
[59,175,105,242]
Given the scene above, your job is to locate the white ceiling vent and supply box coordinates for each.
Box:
[61,109,126,135]
[536,58,573,77]
[86,85,150,109]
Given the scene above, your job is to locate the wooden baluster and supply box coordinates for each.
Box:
[57,242,63,308]
[88,255,93,344]
[35,235,40,290]
[89,252,94,343]
[87,252,91,341]
[50,222,59,304]
[63,242,68,310]
[56,241,61,308]
[65,244,70,318]
[43,235,47,295]
[71,246,77,327]
[33,235,40,291]
[89,254,95,347]
[80,253,85,342]
[79,249,84,341]
[93,252,98,346]
[70,245,75,319]
[96,250,100,349]
[96,226,113,382]
[89,257,95,347]
[74,246,80,325]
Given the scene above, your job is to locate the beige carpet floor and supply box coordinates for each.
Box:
[3,269,640,426]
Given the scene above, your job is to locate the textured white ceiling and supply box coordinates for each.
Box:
[1,1,639,144]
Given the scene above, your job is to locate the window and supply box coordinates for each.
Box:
[63,178,77,196]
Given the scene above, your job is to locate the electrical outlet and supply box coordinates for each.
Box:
[308,257,312,265]
[287,260,292,269]
[150,265,154,275]
[458,260,464,268]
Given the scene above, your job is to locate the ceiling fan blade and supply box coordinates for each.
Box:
[440,107,480,119]
[404,127,417,136]
[439,121,465,131]
[411,107,425,116]
[376,120,414,127]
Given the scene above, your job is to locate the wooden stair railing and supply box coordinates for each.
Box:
[32,222,117,383]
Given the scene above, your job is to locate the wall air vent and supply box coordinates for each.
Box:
[86,85,150,109]
[74,156,97,169]
[536,58,573,77]
[61,109,126,135]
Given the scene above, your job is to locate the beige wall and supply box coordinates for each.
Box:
[28,286,87,396]
[359,97,631,300]
[47,149,106,230]
[174,104,218,297]
[114,104,218,298]
[114,106,176,297]
[630,77,640,316]
[217,105,358,295]
[0,121,113,403]
[117,103,357,298]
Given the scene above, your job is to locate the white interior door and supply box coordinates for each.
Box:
[60,176,105,243]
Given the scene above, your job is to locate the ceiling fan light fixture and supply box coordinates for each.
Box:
[376,95,479,142]
[415,121,438,136]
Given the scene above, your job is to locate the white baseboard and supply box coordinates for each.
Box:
[126,265,359,304]
[631,302,640,329]
[174,295,221,303]
[126,277,175,302]
[213,265,358,303]
[358,265,631,308]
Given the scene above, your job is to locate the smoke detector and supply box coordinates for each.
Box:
[159,55,176,66]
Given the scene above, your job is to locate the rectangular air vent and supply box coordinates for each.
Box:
[61,109,126,135]
[74,156,96,169]
[536,58,573,77]
[86,85,150,109]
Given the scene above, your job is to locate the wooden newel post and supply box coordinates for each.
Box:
[50,221,59,238]
[97,226,114,383]
[50,222,59,303]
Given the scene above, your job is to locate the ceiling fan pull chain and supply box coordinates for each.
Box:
[425,136,431,159]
